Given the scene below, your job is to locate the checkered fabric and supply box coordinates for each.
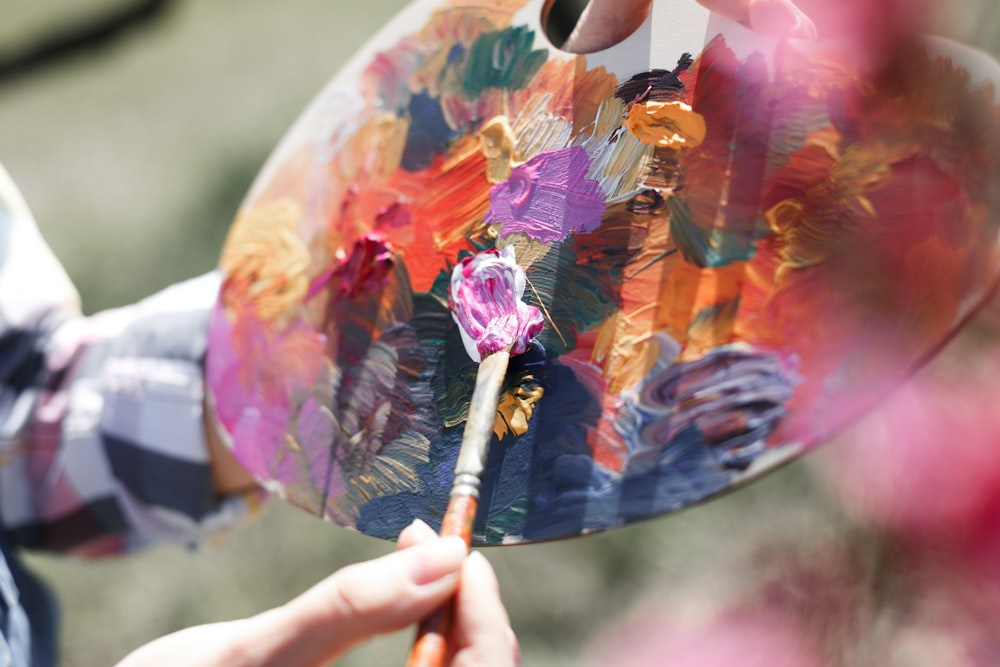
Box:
[0,162,250,556]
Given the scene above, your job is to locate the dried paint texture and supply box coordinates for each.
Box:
[207,0,1000,545]
[449,247,544,361]
[486,147,606,242]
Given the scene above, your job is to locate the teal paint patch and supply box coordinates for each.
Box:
[667,195,757,268]
[523,239,623,356]
[461,26,547,98]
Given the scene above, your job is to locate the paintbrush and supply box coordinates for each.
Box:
[406,247,543,667]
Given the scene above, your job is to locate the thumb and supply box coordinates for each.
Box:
[561,0,652,53]
[256,535,467,666]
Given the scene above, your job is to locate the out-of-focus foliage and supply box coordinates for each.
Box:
[1,1,999,666]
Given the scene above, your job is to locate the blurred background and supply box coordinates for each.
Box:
[2,1,1000,665]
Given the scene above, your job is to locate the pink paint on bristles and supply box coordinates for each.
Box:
[448,247,544,362]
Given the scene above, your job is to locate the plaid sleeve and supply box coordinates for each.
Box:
[0,163,254,556]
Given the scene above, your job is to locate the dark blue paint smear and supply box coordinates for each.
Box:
[401,92,456,172]
[357,425,460,539]
[357,343,788,544]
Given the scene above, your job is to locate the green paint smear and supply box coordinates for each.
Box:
[461,26,547,98]
[429,268,453,305]
[667,195,757,268]
[522,239,622,356]
[476,495,530,545]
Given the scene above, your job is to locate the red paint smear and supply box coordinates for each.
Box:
[333,233,395,300]
[746,153,986,448]
[559,354,630,471]
[382,143,493,292]
[684,36,773,235]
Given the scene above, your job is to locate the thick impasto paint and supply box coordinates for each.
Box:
[206,0,1000,544]
[449,247,544,361]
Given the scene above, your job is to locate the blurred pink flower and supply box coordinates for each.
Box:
[698,0,937,58]
[589,605,826,667]
[814,363,1000,538]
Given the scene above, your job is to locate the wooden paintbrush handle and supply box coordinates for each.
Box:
[406,348,511,667]
[405,493,479,667]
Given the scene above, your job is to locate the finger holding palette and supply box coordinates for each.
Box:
[206,0,1000,546]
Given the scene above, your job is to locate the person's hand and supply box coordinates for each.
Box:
[561,0,813,53]
[203,396,259,497]
[115,520,518,667]
[562,0,934,56]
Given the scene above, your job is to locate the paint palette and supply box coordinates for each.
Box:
[206,0,1000,544]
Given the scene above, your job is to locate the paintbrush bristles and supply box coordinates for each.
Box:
[448,247,543,363]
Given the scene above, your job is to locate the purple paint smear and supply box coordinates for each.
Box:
[449,247,544,362]
[486,146,606,242]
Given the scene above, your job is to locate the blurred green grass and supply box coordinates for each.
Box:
[0,1,998,666]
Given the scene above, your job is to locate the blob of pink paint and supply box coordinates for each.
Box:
[448,247,544,362]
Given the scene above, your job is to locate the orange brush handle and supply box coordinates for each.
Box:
[405,493,478,667]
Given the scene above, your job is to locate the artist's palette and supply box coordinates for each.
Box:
[206,0,1000,544]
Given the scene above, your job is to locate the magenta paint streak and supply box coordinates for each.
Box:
[206,306,293,479]
[449,247,544,362]
[334,232,395,299]
[486,146,606,242]
[306,232,395,301]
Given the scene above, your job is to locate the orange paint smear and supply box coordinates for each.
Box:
[509,57,618,135]
[657,261,747,357]
[383,138,493,292]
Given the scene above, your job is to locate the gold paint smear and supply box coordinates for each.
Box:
[221,200,310,326]
[480,116,517,183]
[626,101,707,150]
[494,383,545,439]
[508,57,617,136]
[600,132,653,200]
[367,113,409,183]
[592,96,625,138]
[593,312,659,395]
[499,232,552,268]
[575,97,653,201]
[511,94,573,162]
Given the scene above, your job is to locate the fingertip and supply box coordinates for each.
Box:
[464,550,499,590]
[410,518,437,538]
[442,534,470,554]
[397,518,438,550]
[460,551,506,622]
[451,551,515,666]
[508,626,522,667]
[405,535,468,586]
